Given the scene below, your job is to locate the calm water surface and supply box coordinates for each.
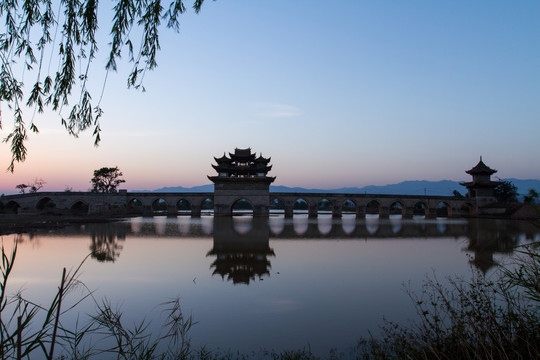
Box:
[2,215,538,355]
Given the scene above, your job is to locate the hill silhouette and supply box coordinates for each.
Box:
[147,178,540,197]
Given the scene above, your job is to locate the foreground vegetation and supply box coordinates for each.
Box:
[1,239,539,359]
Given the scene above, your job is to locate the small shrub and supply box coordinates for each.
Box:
[355,245,540,360]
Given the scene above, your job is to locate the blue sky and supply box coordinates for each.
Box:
[1,1,539,193]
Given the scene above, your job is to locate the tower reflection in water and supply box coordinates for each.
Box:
[207,216,275,285]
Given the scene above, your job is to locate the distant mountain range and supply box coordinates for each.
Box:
[144,178,540,197]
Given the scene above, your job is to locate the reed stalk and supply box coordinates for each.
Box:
[16,316,21,360]
[48,267,66,360]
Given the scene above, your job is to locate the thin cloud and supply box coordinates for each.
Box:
[107,130,164,137]
[254,103,304,119]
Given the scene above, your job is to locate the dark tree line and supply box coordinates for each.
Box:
[494,180,538,204]
[494,181,518,203]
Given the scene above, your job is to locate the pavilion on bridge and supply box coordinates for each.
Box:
[461,157,502,208]
[208,148,275,216]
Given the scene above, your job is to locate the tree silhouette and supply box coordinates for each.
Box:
[91,167,126,193]
[15,178,45,193]
[15,184,29,194]
[524,189,539,204]
[494,181,518,203]
[89,224,125,262]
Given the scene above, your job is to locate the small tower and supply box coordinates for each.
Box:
[208,148,276,216]
[461,157,501,208]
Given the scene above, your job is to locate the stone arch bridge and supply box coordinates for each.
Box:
[1,191,473,218]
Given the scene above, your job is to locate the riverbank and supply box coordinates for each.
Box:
[0,214,129,235]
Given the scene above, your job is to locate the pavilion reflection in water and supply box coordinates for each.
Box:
[465,219,533,273]
[207,216,275,285]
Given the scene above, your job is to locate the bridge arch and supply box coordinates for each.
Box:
[152,198,168,214]
[70,200,89,215]
[36,197,56,211]
[201,198,214,215]
[342,199,356,216]
[413,201,428,217]
[389,201,404,216]
[366,200,381,216]
[177,198,191,215]
[293,198,309,215]
[5,201,21,214]
[127,198,143,214]
[317,198,332,214]
[436,202,451,218]
[231,198,253,215]
[269,198,285,214]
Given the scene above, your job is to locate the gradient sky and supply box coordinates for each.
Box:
[1,1,539,194]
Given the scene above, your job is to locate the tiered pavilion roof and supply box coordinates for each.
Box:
[210,148,274,179]
[461,157,501,189]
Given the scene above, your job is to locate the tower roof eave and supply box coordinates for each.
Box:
[460,180,501,188]
[212,164,232,172]
[255,155,271,164]
[465,158,497,175]
[234,147,252,155]
[230,148,255,160]
[214,154,232,163]
[208,176,275,184]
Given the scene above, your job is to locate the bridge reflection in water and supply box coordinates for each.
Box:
[54,215,540,282]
